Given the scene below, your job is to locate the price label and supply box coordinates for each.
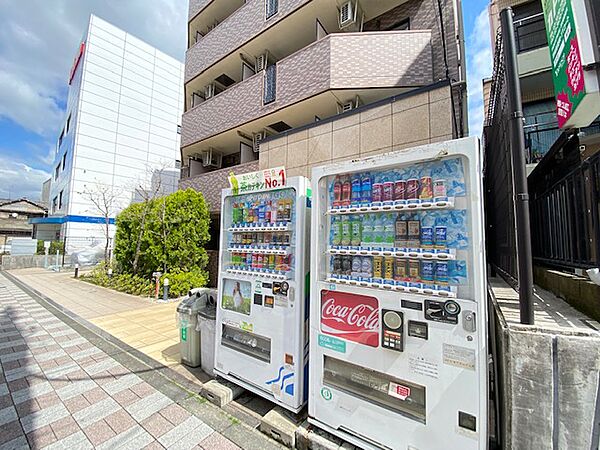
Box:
[229,167,286,194]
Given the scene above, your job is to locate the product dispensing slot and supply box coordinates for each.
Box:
[323,356,426,424]
[221,324,271,363]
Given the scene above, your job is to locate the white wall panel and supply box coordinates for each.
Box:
[148,133,176,147]
[117,123,149,141]
[149,124,174,139]
[76,134,116,154]
[122,60,153,80]
[116,134,148,151]
[88,34,124,59]
[80,101,119,122]
[90,16,126,40]
[117,113,149,132]
[121,71,153,90]
[78,111,118,133]
[83,71,120,93]
[120,93,152,114]
[115,144,149,161]
[125,34,156,57]
[72,167,114,185]
[84,51,123,75]
[118,104,151,123]
[121,86,151,105]
[86,43,123,68]
[150,115,177,132]
[150,105,179,122]
[152,90,179,109]
[85,60,122,84]
[74,157,115,175]
[81,80,121,104]
[75,144,116,163]
[154,57,181,77]
[123,50,155,71]
[80,90,119,112]
[77,123,116,142]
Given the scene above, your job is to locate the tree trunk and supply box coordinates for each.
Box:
[132,206,150,274]
[104,217,110,263]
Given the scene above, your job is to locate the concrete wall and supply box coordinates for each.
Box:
[259,83,454,178]
[1,255,53,270]
[490,281,600,449]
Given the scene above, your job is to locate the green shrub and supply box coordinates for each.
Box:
[81,262,153,297]
[161,268,208,298]
[36,240,64,255]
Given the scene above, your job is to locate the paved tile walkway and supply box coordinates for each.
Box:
[0,273,247,450]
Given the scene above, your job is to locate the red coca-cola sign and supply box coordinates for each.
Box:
[320,290,379,347]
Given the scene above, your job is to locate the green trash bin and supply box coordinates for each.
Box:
[177,294,203,367]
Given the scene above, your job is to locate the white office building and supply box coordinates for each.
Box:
[32,15,184,254]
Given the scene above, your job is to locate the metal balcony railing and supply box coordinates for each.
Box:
[514,13,548,53]
[524,122,561,163]
[263,64,276,104]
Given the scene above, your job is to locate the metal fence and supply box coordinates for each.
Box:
[484,28,518,283]
[514,13,548,53]
[529,143,600,269]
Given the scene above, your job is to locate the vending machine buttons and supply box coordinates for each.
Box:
[407,321,428,340]
[381,309,404,351]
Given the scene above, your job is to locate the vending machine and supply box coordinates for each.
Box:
[308,137,487,450]
[215,174,310,413]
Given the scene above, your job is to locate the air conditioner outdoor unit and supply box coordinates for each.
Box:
[337,96,360,114]
[255,51,270,72]
[253,130,270,153]
[201,148,223,168]
[339,0,364,31]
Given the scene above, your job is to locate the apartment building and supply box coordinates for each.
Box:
[180,0,467,214]
[31,15,184,253]
[486,0,600,164]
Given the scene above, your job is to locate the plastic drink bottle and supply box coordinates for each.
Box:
[372,174,383,204]
[341,176,352,207]
[351,256,362,280]
[383,174,394,203]
[351,174,362,205]
[265,201,272,223]
[384,214,395,248]
[373,215,384,248]
[333,176,342,207]
[361,172,372,204]
[361,256,373,279]
[362,214,373,248]
[341,216,351,246]
[331,216,342,246]
[351,215,362,247]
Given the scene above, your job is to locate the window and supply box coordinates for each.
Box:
[62,152,67,170]
[263,64,276,105]
[386,18,410,31]
[65,114,71,134]
[58,129,64,148]
[177,125,181,134]
[58,191,63,210]
[52,196,58,214]
[55,165,60,180]
[266,0,278,19]
[513,1,547,52]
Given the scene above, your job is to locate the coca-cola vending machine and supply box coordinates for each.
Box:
[309,137,487,449]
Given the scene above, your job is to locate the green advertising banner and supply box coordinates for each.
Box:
[542,0,586,128]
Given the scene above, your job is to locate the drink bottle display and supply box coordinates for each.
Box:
[372,174,383,204]
[361,173,372,204]
[341,216,351,246]
[383,214,395,248]
[333,176,342,208]
[341,176,351,207]
[351,174,361,205]
[362,214,373,248]
[350,216,362,247]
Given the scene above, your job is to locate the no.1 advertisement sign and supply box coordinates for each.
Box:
[320,290,380,347]
[229,167,286,195]
[542,0,585,128]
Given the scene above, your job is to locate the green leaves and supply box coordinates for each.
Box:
[113,189,211,278]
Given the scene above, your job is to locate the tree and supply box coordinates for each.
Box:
[114,189,211,277]
[80,182,120,262]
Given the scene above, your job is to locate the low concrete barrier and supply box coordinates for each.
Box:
[490,277,600,449]
[0,255,56,270]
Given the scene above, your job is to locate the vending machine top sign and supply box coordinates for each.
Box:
[542,0,600,128]
[308,137,487,450]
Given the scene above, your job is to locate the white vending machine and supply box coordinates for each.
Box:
[215,173,310,413]
[309,137,487,450]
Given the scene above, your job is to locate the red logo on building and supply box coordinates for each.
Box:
[69,42,86,85]
[320,290,379,347]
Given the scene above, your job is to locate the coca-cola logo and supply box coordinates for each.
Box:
[320,291,379,347]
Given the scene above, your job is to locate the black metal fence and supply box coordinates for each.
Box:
[484,29,518,283]
[529,139,600,269]
[514,13,548,53]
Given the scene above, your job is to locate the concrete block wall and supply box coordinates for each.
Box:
[259,84,454,178]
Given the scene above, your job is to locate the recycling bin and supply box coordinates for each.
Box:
[176,292,204,367]
[197,298,216,376]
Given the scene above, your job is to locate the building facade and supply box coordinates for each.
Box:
[0,199,47,253]
[486,0,600,164]
[33,15,184,253]
[180,0,467,213]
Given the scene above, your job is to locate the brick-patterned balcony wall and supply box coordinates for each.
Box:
[364,0,460,84]
[188,0,213,21]
[185,0,311,83]
[178,160,259,212]
[182,31,432,148]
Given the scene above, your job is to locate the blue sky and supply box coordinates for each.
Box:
[0,0,492,200]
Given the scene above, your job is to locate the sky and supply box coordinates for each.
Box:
[0,0,492,200]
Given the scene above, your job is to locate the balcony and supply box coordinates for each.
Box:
[181,30,433,149]
[514,12,551,77]
[188,0,214,22]
[186,0,311,83]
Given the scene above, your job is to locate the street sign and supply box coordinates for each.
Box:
[542,0,600,128]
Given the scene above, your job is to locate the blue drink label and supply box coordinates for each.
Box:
[435,226,447,249]
[435,261,449,284]
[421,261,434,281]
[421,227,434,248]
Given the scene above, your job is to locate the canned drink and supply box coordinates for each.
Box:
[373,256,384,279]
[419,176,433,200]
[257,233,264,245]
[264,232,272,244]
[394,217,408,248]
[394,180,406,201]
[433,179,447,200]
[406,179,419,201]
[408,218,421,248]
[384,256,394,281]
[435,226,447,249]
[383,181,394,203]
[361,256,373,279]
[269,254,276,271]
[351,256,362,280]
[421,226,434,249]
[275,255,283,271]
[246,253,252,267]
[420,261,434,281]
[332,256,342,277]
[342,256,353,278]
[257,254,263,269]
[283,233,290,245]
[394,258,408,280]
[408,260,420,281]
[252,254,259,270]
[435,261,449,284]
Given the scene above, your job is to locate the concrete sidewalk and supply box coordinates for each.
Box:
[7,269,209,386]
